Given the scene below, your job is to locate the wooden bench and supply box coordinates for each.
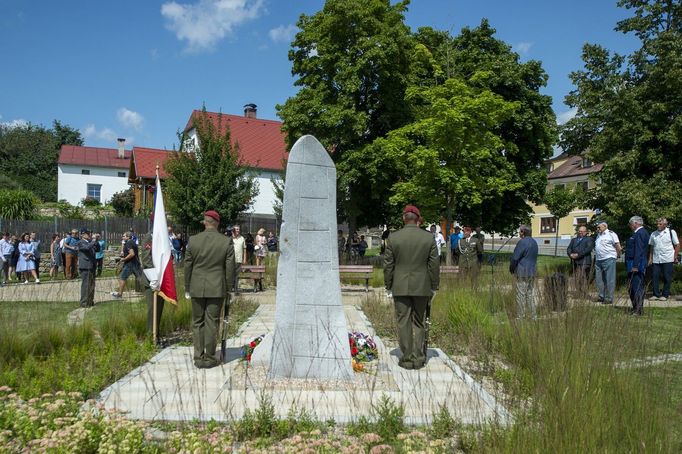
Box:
[237,265,266,292]
[339,265,374,292]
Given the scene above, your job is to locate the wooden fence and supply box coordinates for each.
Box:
[0,214,280,254]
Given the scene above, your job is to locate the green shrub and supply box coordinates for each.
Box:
[110,187,135,217]
[0,189,39,219]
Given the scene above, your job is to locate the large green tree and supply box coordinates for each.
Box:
[352,21,555,232]
[277,0,414,229]
[561,0,682,233]
[165,110,258,230]
[366,76,522,229]
[0,121,83,201]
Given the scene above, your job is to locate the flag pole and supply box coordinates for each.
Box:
[153,164,160,345]
[153,291,158,344]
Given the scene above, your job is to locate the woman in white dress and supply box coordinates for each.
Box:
[16,232,39,284]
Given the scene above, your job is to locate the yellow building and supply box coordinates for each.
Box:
[530,153,602,249]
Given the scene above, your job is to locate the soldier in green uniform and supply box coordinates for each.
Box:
[184,210,236,368]
[384,205,440,370]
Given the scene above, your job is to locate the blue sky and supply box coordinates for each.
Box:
[0,0,639,151]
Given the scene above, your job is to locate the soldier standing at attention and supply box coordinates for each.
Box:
[184,210,236,369]
[384,205,440,370]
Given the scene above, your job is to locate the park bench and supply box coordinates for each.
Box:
[338,265,374,292]
[440,265,460,275]
[237,265,266,292]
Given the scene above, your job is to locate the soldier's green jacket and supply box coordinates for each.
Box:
[184,230,236,298]
[384,224,440,296]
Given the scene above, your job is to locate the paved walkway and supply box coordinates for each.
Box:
[0,277,122,302]
[98,290,510,425]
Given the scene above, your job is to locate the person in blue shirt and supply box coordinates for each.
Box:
[449,226,463,265]
[510,225,539,319]
[95,233,106,277]
[625,216,650,315]
[64,229,80,279]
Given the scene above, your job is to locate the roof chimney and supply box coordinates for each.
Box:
[117,138,126,159]
[244,103,257,119]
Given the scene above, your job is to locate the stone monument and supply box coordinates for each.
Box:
[266,134,353,379]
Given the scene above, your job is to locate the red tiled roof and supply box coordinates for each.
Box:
[548,155,603,179]
[129,147,174,179]
[184,110,288,171]
[58,145,131,169]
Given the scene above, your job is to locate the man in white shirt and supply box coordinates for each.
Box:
[594,221,622,304]
[648,217,679,301]
[231,225,246,290]
[0,232,12,284]
[430,225,446,263]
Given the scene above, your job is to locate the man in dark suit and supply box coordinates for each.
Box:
[510,225,539,318]
[185,210,236,368]
[384,205,440,370]
[566,225,595,294]
[72,228,100,308]
[625,216,650,315]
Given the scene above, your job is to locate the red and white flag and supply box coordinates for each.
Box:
[145,175,177,304]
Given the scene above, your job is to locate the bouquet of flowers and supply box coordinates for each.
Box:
[241,334,266,362]
[349,332,378,363]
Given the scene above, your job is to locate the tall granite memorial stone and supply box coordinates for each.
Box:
[268,135,353,379]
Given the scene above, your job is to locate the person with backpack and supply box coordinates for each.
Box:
[648,217,680,301]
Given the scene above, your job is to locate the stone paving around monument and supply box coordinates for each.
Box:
[98,290,510,425]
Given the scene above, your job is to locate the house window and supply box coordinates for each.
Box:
[582,158,592,168]
[575,217,588,226]
[118,171,126,178]
[577,181,588,192]
[540,217,557,234]
[554,183,565,190]
[87,184,102,202]
[81,169,90,175]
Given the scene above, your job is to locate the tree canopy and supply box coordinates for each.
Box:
[0,121,83,202]
[561,0,682,232]
[277,0,414,229]
[164,110,258,230]
[278,2,555,232]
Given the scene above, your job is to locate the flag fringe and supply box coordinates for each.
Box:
[158,291,178,306]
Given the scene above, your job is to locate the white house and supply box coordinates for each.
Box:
[182,104,287,219]
[57,139,132,205]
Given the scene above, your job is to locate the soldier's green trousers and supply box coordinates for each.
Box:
[393,295,430,367]
[191,297,223,368]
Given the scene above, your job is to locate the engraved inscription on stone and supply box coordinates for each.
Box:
[267,135,352,379]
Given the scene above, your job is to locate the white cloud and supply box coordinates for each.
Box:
[83,124,118,143]
[514,42,533,54]
[161,0,265,52]
[0,118,28,128]
[557,107,578,125]
[117,107,145,131]
[268,24,297,43]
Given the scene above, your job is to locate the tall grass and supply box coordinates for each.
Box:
[363,262,681,451]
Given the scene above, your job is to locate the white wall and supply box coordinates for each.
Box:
[58,165,130,205]
[249,170,281,217]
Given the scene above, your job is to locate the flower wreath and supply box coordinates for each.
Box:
[240,332,379,371]
[240,334,265,362]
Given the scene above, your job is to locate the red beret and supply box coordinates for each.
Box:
[204,210,221,224]
[403,204,421,218]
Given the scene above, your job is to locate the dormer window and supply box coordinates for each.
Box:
[581,158,592,168]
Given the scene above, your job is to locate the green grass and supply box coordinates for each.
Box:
[362,267,682,451]
[0,268,259,399]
